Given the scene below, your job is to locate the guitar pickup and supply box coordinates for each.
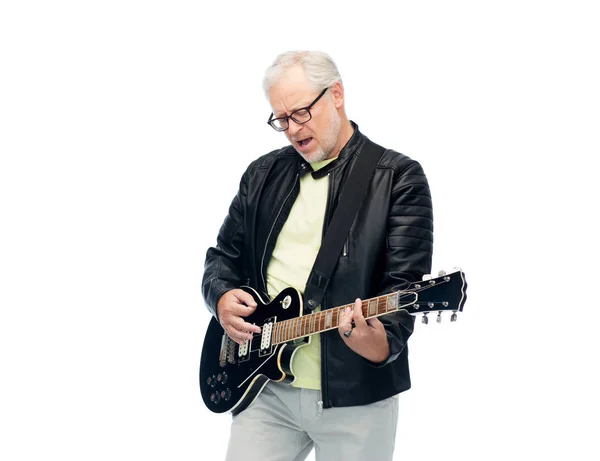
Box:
[238,337,250,362]
[259,316,276,357]
[238,320,260,363]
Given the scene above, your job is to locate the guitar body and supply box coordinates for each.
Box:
[199,286,306,415]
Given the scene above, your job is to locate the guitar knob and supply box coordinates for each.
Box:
[218,372,228,384]
[451,312,458,322]
[221,388,232,401]
[210,375,217,387]
[422,313,429,325]
[210,392,221,404]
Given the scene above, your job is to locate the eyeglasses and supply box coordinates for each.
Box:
[267,88,328,132]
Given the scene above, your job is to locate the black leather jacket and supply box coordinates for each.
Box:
[202,123,433,408]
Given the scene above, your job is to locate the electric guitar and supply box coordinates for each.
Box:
[199,269,467,415]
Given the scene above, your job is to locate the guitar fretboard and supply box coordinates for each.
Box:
[272,291,406,344]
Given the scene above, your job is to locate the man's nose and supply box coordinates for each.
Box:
[287,119,303,136]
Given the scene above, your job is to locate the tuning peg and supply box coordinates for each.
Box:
[451,312,458,322]
[438,270,446,276]
[437,312,442,323]
[422,274,432,281]
[422,313,429,325]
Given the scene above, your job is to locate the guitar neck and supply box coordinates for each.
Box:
[272,291,411,345]
[270,270,465,345]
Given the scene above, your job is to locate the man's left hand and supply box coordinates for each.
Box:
[338,298,390,364]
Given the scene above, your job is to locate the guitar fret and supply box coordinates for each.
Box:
[368,299,378,317]
[325,311,333,329]
[387,293,398,312]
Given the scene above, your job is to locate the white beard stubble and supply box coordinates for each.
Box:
[297,104,342,164]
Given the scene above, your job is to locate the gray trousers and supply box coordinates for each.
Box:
[225,382,399,461]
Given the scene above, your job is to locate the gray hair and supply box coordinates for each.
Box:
[262,51,343,97]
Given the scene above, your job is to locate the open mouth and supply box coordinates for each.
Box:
[297,137,313,148]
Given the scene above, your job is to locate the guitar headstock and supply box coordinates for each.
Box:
[399,268,467,324]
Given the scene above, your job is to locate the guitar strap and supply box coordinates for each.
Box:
[303,137,386,311]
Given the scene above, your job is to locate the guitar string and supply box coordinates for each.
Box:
[241,278,452,346]
[245,280,449,346]
[265,281,447,345]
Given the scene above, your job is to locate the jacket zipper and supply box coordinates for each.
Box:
[260,174,300,293]
[321,171,335,408]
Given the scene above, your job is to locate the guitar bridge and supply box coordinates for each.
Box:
[226,335,237,365]
[219,334,228,367]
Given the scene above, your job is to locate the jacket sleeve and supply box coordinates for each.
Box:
[201,170,249,320]
[372,158,434,367]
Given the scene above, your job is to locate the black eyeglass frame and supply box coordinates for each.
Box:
[267,88,329,132]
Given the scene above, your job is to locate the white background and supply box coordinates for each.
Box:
[1,1,599,460]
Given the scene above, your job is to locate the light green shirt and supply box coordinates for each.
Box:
[266,157,336,390]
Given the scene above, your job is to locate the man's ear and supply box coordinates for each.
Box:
[329,81,344,109]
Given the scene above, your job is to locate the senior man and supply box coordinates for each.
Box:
[202,50,433,461]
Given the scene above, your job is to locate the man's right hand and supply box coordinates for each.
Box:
[217,289,261,345]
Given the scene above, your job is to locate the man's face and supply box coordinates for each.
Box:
[268,66,342,163]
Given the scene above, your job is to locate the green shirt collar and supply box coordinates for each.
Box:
[311,156,338,172]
